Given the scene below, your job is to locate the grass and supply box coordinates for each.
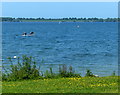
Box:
[2,76,118,93]
[2,56,119,93]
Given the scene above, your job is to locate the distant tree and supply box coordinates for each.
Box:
[1,17,118,22]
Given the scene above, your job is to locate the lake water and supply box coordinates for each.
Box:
[2,22,118,76]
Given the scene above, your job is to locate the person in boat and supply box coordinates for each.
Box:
[29,32,34,36]
[22,32,27,36]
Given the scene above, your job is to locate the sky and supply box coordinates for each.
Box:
[2,2,118,18]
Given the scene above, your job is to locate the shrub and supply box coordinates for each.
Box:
[85,69,94,77]
[44,68,54,78]
[111,71,116,76]
[2,55,40,81]
[59,64,80,77]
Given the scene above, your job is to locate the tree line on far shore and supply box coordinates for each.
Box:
[0,17,119,22]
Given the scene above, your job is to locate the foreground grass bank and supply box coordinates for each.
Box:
[3,76,118,93]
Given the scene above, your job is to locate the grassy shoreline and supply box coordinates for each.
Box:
[2,56,118,93]
[2,76,118,93]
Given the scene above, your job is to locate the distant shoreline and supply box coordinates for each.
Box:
[1,21,118,23]
[0,17,119,22]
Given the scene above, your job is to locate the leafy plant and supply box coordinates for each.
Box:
[111,71,116,76]
[59,64,80,77]
[85,69,94,77]
[2,55,40,81]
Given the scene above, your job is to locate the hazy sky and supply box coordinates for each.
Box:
[2,2,118,18]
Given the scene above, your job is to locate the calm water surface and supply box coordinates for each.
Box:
[2,22,118,76]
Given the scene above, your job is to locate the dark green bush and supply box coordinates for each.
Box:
[59,64,81,77]
[111,71,116,76]
[85,69,95,77]
[2,55,40,81]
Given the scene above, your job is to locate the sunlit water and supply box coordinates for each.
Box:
[2,22,118,76]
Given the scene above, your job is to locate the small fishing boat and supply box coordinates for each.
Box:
[22,32,34,36]
[22,32,27,36]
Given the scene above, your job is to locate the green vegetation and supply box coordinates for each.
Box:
[1,17,119,22]
[2,55,119,93]
[3,55,40,81]
[2,76,118,93]
[85,69,94,77]
[2,55,81,81]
